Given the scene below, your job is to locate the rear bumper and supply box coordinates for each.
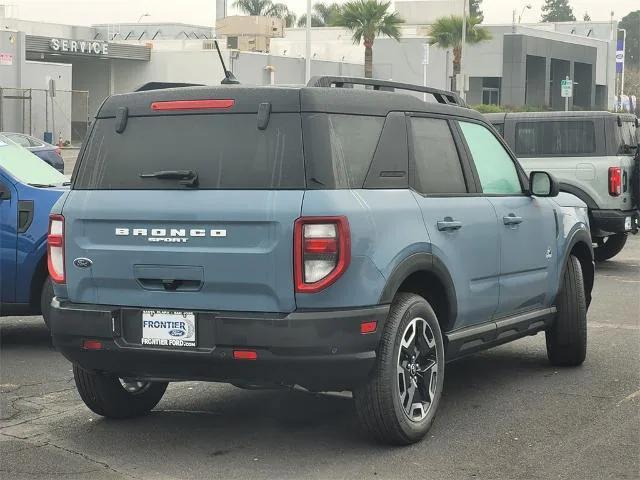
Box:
[50,299,389,391]
[590,209,639,236]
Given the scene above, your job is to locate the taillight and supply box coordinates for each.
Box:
[48,214,65,283]
[294,216,350,293]
[609,167,622,196]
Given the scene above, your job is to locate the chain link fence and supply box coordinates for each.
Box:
[0,88,89,146]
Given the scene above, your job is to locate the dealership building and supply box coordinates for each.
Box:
[0,2,623,145]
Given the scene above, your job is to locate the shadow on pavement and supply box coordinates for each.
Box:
[0,318,52,347]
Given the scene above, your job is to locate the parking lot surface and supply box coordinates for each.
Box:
[1,237,639,480]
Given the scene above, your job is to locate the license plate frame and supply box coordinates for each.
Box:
[141,310,196,348]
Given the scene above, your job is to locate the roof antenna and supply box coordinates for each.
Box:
[214,40,240,85]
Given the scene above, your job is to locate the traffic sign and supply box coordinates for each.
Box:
[561,78,573,98]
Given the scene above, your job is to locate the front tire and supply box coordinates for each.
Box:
[593,233,627,262]
[546,255,587,366]
[73,365,168,419]
[353,293,445,445]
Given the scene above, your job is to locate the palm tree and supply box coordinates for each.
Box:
[233,0,297,27]
[297,2,342,28]
[334,0,403,78]
[428,15,491,79]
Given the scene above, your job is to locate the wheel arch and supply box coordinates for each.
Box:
[379,253,457,333]
[29,252,49,312]
[558,182,599,210]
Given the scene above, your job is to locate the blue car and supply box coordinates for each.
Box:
[0,134,67,326]
[2,132,65,173]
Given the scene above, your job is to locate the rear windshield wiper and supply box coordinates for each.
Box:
[139,170,199,187]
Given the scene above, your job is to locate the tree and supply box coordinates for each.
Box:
[334,0,403,78]
[233,0,296,27]
[428,15,492,78]
[469,0,483,23]
[297,2,342,28]
[619,10,639,70]
[540,0,576,22]
[583,12,591,22]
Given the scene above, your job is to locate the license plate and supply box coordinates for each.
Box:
[141,310,196,348]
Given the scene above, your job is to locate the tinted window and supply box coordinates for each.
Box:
[493,123,505,137]
[615,121,638,155]
[303,113,384,188]
[74,114,305,190]
[515,121,596,156]
[410,117,467,194]
[459,121,522,195]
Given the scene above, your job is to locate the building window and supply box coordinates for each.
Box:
[482,88,500,105]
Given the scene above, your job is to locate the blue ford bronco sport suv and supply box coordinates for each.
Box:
[49,77,594,445]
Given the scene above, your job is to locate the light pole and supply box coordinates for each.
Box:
[518,4,532,23]
[305,0,311,83]
[459,0,466,100]
[422,42,430,101]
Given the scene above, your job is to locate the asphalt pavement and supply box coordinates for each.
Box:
[1,237,639,480]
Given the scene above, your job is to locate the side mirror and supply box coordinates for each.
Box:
[529,171,559,197]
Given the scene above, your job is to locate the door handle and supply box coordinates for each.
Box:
[437,217,463,231]
[503,214,523,225]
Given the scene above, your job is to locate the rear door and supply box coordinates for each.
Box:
[458,120,556,317]
[0,173,17,304]
[409,115,500,328]
[65,108,305,313]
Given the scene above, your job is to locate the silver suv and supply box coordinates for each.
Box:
[487,111,639,261]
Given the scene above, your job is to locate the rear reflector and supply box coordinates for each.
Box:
[609,167,622,196]
[360,321,377,334]
[150,99,235,111]
[233,350,258,360]
[82,340,103,350]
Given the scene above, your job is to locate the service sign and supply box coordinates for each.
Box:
[49,38,109,56]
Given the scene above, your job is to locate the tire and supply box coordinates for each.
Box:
[40,276,54,329]
[546,255,587,367]
[593,233,627,262]
[353,293,445,445]
[73,365,168,419]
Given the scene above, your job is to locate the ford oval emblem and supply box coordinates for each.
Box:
[169,329,185,337]
[73,258,93,269]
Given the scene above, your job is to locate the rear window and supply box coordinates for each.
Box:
[515,121,596,156]
[74,113,305,190]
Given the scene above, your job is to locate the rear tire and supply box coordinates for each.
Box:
[40,277,54,329]
[353,293,445,445]
[73,365,168,419]
[593,233,627,262]
[546,255,587,366]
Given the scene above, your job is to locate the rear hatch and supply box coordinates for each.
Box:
[614,118,639,209]
[63,87,305,312]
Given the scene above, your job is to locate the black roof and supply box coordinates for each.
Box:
[97,84,485,122]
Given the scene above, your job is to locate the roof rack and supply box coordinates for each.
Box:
[134,82,205,92]
[307,76,466,107]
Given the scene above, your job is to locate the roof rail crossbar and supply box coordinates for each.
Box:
[134,82,205,92]
[307,76,466,107]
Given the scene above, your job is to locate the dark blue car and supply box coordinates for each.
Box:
[0,134,67,326]
[2,132,65,173]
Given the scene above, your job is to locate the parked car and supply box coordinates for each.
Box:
[486,111,639,261]
[1,132,65,173]
[48,78,594,445]
[0,134,67,326]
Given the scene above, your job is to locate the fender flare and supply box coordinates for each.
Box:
[558,183,599,210]
[558,227,594,306]
[378,252,458,328]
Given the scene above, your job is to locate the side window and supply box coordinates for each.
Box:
[8,135,31,148]
[515,121,596,156]
[459,121,522,195]
[493,123,505,137]
[410,117,467,194]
